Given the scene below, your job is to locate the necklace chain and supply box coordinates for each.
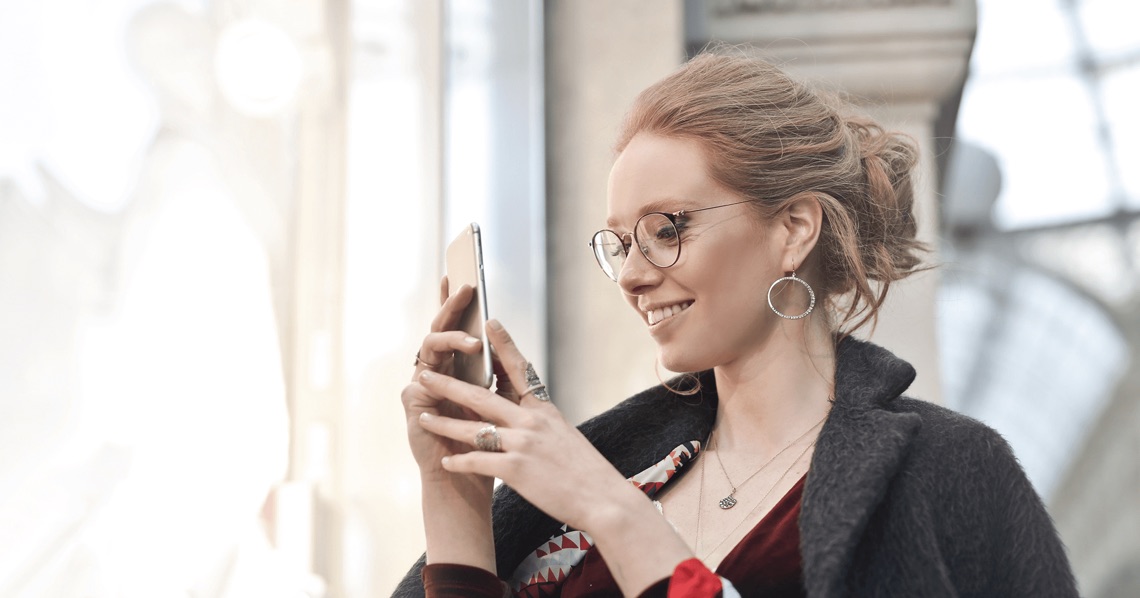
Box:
[710,414,826,509]
[695,438,817,562]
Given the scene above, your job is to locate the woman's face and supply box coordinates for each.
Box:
[606,133,788,372]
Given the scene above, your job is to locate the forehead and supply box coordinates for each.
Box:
[605,134,720,229]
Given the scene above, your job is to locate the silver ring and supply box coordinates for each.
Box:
[474,424,502,452]
[520,383,549,402]
[522,363,550,401]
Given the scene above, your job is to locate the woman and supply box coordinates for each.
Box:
[395,52,1078,597]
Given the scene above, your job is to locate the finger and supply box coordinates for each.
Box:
[418,370,518,425]
[491,358,520,404]
[485,320,551,406]
[418,412,502,449]
[414,331,483,377]
[439,275,449,306]
[430,284,473,333]
[441,451,507,478]
[401,381,441,416]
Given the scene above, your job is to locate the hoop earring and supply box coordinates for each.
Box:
[767,271,815,320]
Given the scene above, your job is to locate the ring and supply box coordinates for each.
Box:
[520,383,549,401]
[414,350,440,369]
[474,424,502,452]
[522,363,551,402]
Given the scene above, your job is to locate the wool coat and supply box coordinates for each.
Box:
[394,337,1079,597]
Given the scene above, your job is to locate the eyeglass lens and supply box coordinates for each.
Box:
[591,213,680,280]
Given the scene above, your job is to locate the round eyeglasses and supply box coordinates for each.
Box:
[589,199,758,281]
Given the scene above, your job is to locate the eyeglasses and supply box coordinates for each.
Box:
[589,199,758,281]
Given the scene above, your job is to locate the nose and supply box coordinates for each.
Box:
[617,242,662,296]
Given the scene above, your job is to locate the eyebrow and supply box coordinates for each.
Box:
[605,197,695,229]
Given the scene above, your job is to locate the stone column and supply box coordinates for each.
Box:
[689,0,979,404]
[545,0,686,422]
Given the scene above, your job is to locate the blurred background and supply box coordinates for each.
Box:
[1,0,1136,596]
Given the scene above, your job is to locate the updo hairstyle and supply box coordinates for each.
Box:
[614,50,926,335]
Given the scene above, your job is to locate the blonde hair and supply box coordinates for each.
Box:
[615,50,927,335]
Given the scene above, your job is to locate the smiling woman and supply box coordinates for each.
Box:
[394,50,1079,598]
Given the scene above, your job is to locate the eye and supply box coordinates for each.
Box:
[653,221,680,247]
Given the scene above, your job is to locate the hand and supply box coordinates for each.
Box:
[401,277,490,477]
[415,319,638,532]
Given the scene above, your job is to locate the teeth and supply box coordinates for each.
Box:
[647,301,692,325]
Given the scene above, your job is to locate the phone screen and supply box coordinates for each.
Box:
[445,223,493,388]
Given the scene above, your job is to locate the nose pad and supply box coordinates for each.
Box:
[617,242,662,293]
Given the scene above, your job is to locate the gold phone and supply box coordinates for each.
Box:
[445,223,493,388]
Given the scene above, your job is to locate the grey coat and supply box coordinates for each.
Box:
[394,338,1079,597]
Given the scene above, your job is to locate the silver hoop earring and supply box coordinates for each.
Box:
[767,271,815,320]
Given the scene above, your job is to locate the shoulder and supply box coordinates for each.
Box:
[881,396,1051,536]
[879,397,1080,596]
[889,396,1018,470]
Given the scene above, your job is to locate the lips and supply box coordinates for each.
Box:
[646,301,693,325]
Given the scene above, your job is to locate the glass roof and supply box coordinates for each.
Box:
[956,0,1140,231]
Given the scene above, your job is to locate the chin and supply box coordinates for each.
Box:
[657,347,715,375]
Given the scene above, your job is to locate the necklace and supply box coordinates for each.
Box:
[695,437,817,562]
[710,414,826,509]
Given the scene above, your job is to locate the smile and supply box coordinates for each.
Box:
[646,301,693,326]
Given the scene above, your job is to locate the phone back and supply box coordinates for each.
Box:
[445,224,493,388]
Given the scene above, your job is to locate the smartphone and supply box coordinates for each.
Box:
[445,223,493,388]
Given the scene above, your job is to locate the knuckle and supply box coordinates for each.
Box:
[510,431,533,451]
[400,385,417,406]
[517,412,540,430]
[503,453,524,475]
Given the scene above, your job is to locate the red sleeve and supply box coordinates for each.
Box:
[422,563,510,598]
[637,558,723,598]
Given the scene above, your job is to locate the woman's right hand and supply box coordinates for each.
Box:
[401,277,489,478]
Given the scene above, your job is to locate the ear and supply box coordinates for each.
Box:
[775,193,823,272]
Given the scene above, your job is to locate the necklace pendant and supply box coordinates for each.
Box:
[718,495,738,509]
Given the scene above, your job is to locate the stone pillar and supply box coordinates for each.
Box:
[689,0,979,404]
[545,0,685,422]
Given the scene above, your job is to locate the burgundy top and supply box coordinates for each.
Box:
[423,473,806,597]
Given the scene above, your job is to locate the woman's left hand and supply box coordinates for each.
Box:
[415,319,637,532]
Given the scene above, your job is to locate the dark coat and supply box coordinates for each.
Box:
[394,338,1079,597]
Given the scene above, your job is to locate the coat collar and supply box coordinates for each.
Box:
[799,336,922,596]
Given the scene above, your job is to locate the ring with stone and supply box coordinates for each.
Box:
[522,363,550,401]
[474,424,503,452]
[520,383,549,402]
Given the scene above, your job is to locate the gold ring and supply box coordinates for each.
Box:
[414,350,440,369]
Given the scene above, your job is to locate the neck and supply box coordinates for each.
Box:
[710,320,835,454]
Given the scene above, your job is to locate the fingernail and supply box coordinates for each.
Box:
[465,336,480,345]
[419,370,435,381]
[488,319,503,331]
[419,412,433,422]
[440,456,450,467]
